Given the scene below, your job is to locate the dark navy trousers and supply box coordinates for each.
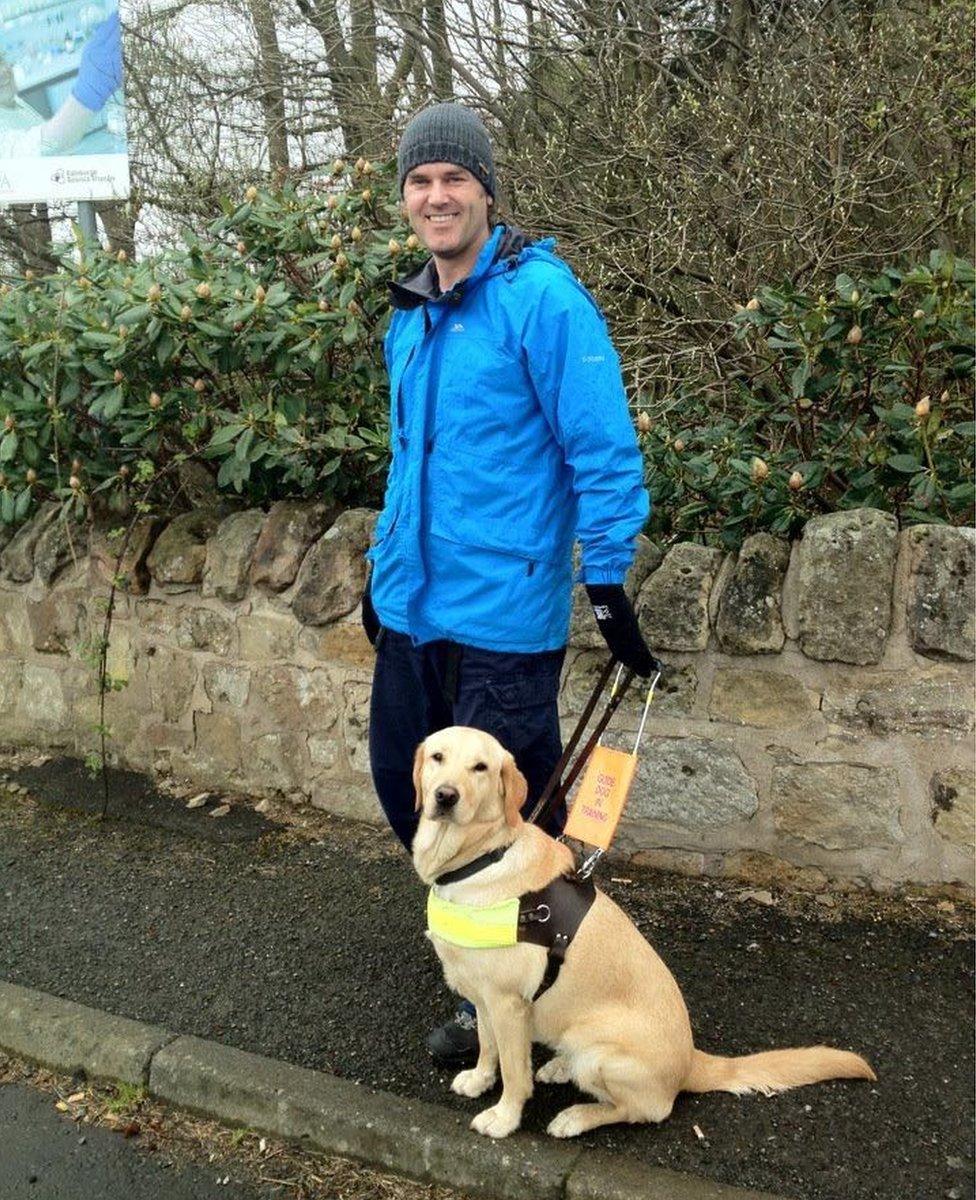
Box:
[368,629,567,851]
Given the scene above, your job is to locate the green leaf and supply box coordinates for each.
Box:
[886,454,923,474]
[102,386,124,420]
[235,427,255,461]
[156,332,175,367]
[116,304,151,325]
[0,432,18,462]
[207,423,248,448]
[790,362,810,399]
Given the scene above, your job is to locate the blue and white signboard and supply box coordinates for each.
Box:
[0,0,129,204]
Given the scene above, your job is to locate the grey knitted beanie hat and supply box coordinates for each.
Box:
[397,103,496,197]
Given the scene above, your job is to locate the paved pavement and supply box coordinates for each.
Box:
[0,982,782,1200]
[0,1082,267,1200]
[0,761,972,1200]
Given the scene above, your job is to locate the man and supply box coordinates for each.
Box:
[362,102,655,1065]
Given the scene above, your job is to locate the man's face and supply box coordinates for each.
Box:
[402,162,491,261]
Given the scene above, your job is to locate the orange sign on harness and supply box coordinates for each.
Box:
[563,745,637,850]
[562,667,659,866]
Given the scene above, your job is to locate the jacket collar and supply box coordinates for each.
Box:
[388,224,533,311]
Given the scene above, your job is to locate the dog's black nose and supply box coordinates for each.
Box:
[434,785,460,810]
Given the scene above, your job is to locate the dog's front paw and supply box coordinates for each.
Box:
[451,1067,496,1098]
[470,1103,521,1139]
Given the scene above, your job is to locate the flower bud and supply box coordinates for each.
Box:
[912,308,925,320]
[637,411,652,434]
[255,284,266,303]
[69,475,81,491]
[362,160,373,175]
[26,468,37,485]
[147,283,162,303]
[195,282,212,300]
[361,188,372,203]
[236,241,247,255]
[940,390,950,404]
[788,470,804,491]
[116,249,127,263]
[388,238,401,256]
[149,392,162,409]
[915,396,930,418]
[332,158,346,175]
[327,195,338,210]
[846,325,863,345]
[193,378,207,394]
[354,156,366,173]
[245,185,258,202]
[330,233,342,251]
[405,234,420,252]
[180,304,192,322]
[751,456,769,483]
[117,324,128,339]
[745,297,760,311]
[119,465,130,478]
[113,369,124,384]
[3,414,15,431]
[350,226,362,242]
[673,438,685,453]
[335,252,348,270]
[318,298,329,312]
[850,289,860,303]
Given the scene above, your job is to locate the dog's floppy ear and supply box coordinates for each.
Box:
[500,752,528,827]
[412,741,426,812]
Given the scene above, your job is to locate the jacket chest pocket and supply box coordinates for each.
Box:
[433,335,536,446]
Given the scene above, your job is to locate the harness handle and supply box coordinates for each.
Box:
[528,657,635,829]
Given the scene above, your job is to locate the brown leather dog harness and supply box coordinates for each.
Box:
[432,849,596,1002]
[517,874,596,1000]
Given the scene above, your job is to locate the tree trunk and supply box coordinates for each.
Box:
[246,0,290,173]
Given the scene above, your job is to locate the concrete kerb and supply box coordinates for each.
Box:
[0,981,787,1200]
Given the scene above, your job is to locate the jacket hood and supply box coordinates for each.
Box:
[388,224,555,310]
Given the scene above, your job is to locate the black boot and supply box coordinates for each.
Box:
[427,1002,478,1067]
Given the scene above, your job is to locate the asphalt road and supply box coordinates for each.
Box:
[0,1083,266,1200]
[0,762,972,1200]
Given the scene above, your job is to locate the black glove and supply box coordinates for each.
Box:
[361,572,380,647]
[586,583,659,678]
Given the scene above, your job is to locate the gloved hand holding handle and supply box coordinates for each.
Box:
[585,583,660,678]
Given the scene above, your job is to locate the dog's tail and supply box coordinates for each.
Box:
[682,1045,876,1097]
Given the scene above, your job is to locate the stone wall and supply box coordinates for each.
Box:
[0,502,972,892]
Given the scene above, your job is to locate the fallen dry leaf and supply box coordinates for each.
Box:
[209,804,231,818]
[186,793,210,809]
[67,1091,86,1103]
[55,1100,69,1112]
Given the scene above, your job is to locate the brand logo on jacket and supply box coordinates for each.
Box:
[450,322,465,333]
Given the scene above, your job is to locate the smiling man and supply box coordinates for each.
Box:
[361,102,656,1066]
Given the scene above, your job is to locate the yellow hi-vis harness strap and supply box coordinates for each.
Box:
[427,874,597,1000]
[426,891,520,949]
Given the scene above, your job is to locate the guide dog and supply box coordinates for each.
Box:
[412,725,876,1139]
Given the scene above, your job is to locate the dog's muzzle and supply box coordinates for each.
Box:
[433,784,460,815]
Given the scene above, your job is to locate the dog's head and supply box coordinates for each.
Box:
[413,726,528,832]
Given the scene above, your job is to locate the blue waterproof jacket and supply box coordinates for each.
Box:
[367,224,649,652]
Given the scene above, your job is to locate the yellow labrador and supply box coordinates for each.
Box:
[412,725,876,1140]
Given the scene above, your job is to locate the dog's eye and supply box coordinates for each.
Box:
[431,751,444,763]
[472,761,488,772]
